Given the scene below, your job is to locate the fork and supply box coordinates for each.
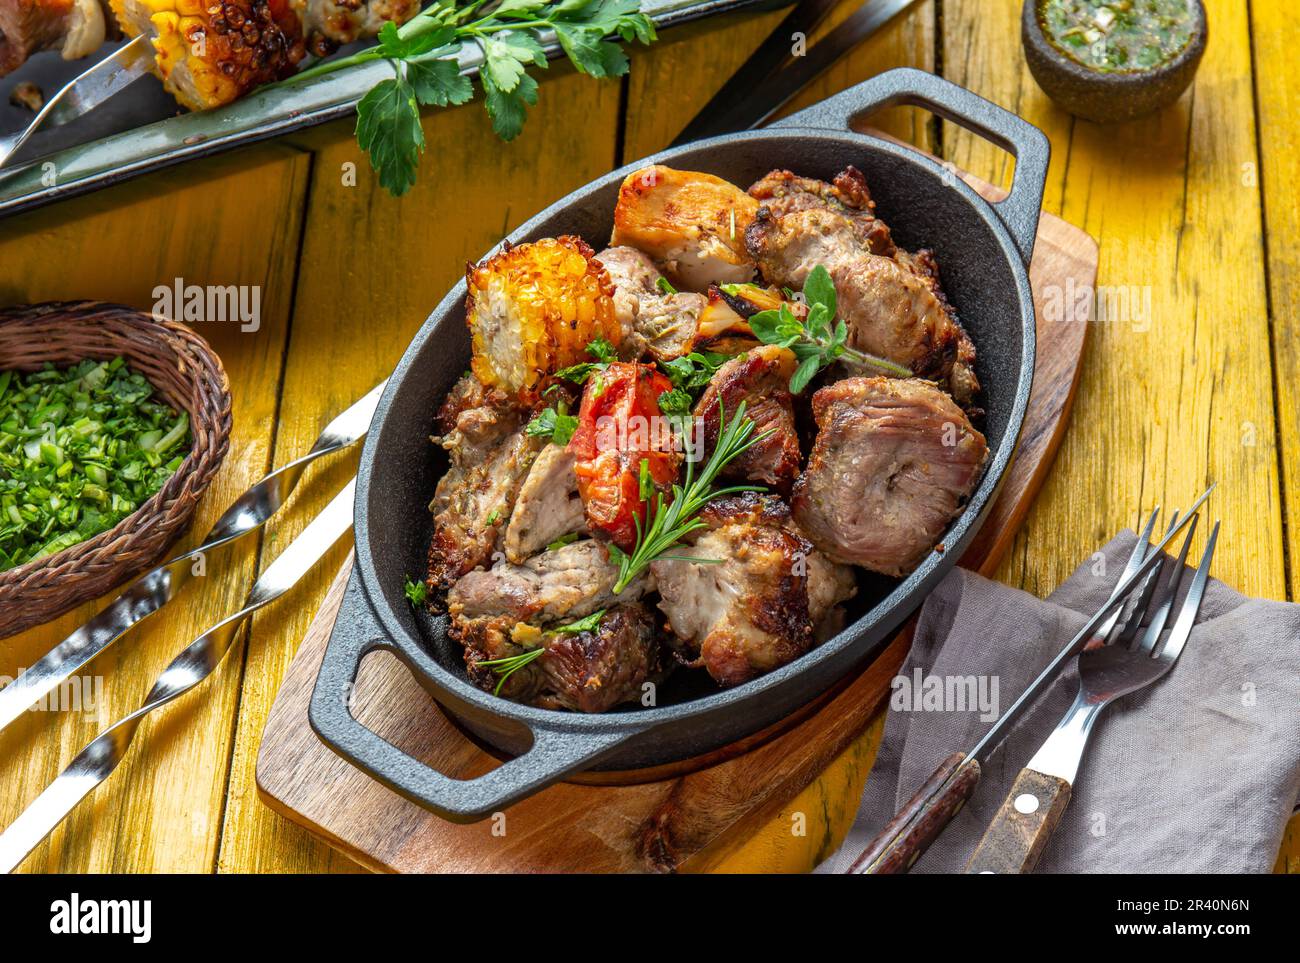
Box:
[964,513,1221,874]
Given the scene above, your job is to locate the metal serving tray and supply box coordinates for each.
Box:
[0,0,782,219]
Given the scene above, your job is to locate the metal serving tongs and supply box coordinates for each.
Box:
[0,35,153,172]
[0,380,385,736]
[844,485,1216,873]
[0,478,356,873]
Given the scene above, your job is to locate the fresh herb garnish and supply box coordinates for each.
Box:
[546,531,581,550]
[285,2,657,196]
[554,608,605,634]
[748,265,912,393]
[486,508,502,525]
[637,457,653,500]
[659,351,731,395]
[655,277,677,295]
[0,358,191,572]
[555,338,618,384]
[403,576,429,607]
[474,646,546,696]
[526,404,578,446]
[719,282,760,297]
[608,399,771,594]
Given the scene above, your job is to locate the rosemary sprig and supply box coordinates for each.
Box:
[748,264,912,392]
[474,646,546,695]
[608,399,772,593]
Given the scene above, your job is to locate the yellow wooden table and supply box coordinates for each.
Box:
[1,0,1296,873]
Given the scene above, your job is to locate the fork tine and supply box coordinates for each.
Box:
[1136,514,1200,655]
[1111,511,1180,648]
[1086,507,1162,648]
[1155,520,1219,663]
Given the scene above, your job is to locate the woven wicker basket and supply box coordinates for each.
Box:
[0,301,232,638]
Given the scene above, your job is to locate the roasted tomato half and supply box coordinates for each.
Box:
[568,362,680,551]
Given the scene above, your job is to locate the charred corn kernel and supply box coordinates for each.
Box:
[111,0,305,110]
[466,236,622,402]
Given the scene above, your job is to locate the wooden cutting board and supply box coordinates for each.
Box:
[255,176,1098,874]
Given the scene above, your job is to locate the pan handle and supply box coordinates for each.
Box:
[309,606,639,823]
[771,67,1049,265]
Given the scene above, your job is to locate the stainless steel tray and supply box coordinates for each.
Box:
[0,0,781,219]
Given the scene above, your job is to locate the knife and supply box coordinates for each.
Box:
[845,485,1215,874]
[0,478,356,874]
[0,381,384,737]
[0,34,153,171]
[671,0,922,145]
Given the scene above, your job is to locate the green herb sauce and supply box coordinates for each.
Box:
[1038,0,1195,73]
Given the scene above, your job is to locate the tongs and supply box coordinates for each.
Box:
[0,35,153,172]
[0,380,385,736]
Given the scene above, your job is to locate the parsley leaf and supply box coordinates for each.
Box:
[408,57,473,107]
[526,405,578,445]
[554,608,606,634]
[555,338,618,383]
[546,532,581,550]
[355,74,424,197]
[403,576,429,607]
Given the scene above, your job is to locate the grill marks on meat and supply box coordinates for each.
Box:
[694,346,802,495]
[448,538,651,625]
[426,375,542,590]
[456,603,659,713]
[745,166,980,405]
[792,377,988,577]
[503,444,585,563]
[652,494,855,686]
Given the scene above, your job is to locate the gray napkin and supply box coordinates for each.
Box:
[815,531,1300,874]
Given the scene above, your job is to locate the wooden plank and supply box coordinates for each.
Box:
[215,64,626,874]
[0,145,311,872]
[1247,0,1300,874]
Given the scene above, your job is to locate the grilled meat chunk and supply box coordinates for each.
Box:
[595,245,707,361]
[503,444,585,563]
[745,166,979,404]
[653,494,855,686]
[465,236,622,403]
[748,167,895,257]
[448,538,651,625]
[792,377,988,576]
[1,0,110,75]
[611,165,758,291]
[456,603,659,712]
[427,375,542,590]
[694,345,801,495]
[294,0,418,56]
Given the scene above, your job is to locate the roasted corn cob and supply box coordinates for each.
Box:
[465,236,623,402]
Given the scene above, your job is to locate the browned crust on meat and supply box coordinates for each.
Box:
[748,165,895,257]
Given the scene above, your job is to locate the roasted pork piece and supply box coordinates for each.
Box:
[595,245,707,361]
[466,236,622,403]
[426,375,544,591]
[792,377,988,576]
[449,538,652,624]
[503,444,585,564]
[693,345,801,495]
[653,493,855,686]
[456,603,660,712]
[0,0,111,76]
[611,165,759,291]
[745,166,980,405]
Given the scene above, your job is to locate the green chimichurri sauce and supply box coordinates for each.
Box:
[1038,0,1195,73]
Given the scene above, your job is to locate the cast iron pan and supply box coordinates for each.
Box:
[309,68,1049,822]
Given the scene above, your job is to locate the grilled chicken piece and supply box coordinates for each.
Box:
[595,245,707,362]
[1,0,110,76]
[426,375,542,591]
[694,345,801,495]
[611,165,758,291]
[748,167,895,257]
[455,603,659,712]
[745,166,979,405]
[792,377,988,576]
[503,444,585,563]
[293,0,418,56]
[449,538,651,624]
[466,236,622,403]
[653,494,855,686]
